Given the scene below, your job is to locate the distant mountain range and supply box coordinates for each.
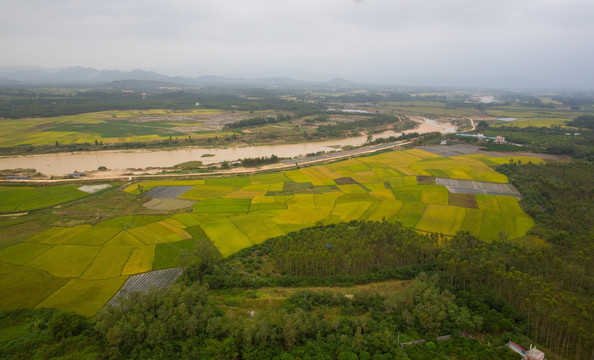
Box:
[0,66,570,90]
[0,66,358,89]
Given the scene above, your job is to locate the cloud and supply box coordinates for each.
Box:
[0,0,592,87]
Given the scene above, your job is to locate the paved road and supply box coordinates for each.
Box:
[4,140,412,184]
[281,139,411,166]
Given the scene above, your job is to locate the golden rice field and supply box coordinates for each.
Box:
[0,148,540,316]
[0,108,249,147]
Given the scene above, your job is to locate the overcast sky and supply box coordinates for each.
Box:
[1,0,593,87]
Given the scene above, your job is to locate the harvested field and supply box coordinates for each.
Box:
[436,178,521,198]
[448,193,478,209]
[143,198,195,210]
[107,268,183,307]
[146,186,194,199]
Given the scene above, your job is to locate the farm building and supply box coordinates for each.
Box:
[525,347,545,360]
[507,341,546,360]
[456,133,507,144]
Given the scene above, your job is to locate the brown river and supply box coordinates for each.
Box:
[0,119,456,176]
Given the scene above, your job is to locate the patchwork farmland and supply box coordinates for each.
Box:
[0,148,540,316]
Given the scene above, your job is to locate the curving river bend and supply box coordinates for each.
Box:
[0,119,456,176]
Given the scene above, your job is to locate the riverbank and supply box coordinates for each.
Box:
[0,118,457,179]
[2,138,416,183]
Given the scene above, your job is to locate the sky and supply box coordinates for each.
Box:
[1,0,593,87]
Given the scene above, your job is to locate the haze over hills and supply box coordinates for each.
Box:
[0,66,574,90]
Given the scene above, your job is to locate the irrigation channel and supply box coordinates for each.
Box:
[0,119,456,176]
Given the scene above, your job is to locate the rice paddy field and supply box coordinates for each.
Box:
[0,148,539,316]
[0,108,265,147]
[0,185,89,213]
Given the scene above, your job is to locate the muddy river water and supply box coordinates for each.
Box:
[0,119,456,176]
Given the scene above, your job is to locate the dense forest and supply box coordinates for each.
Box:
[225,114,293,129]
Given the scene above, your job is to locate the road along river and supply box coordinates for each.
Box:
[0,119,455,176]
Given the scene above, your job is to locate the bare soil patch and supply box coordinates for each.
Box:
[146,186,193,199]
[143,198,195,210]
[436,177,521,198]
[78,184,111,193]
[448,193,478,209]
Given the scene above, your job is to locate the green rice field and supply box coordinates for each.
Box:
[0,185,89,213]
[0,148,539,316]
[0,108,247,147]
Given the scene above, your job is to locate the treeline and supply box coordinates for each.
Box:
[332,92,413,103]
[0,91,197,118]
[239,155,280,167]
[206,222,436,289]
[436,233,594,359]
[497,160,593,239]
[435,160,594,359]
[1,274,509,360]
[567,114,594,129]
[271,222,439,277]
[464,125,594,160]
[366,131,442,147]
[0,89,324,119]
[225,114,293,129]
[366,132,422,145]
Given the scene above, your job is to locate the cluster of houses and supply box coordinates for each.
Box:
[456,133,506,144]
